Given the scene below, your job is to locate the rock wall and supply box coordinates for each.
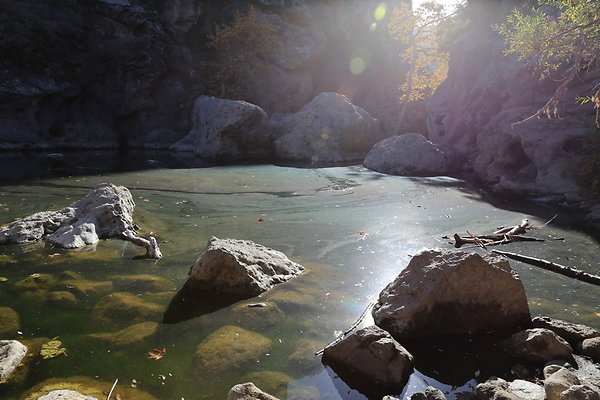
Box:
[427,0,599,200]
[0,0,410,152]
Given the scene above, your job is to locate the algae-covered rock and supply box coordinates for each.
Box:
[0,340,27,382]
[57,271,85,281]
[288,339,326,375]
[88,321,159,347]
[38,390,98,400]
[241,371,291,400]
[12,274,57,294]
[111,274,175,293]
[20,376,157,400]
[45,291,78,308]
[228,382,280,400]
[5,337,48,385]
[193,325,272,377]
[92,293,165,326]
[0,307,21,337]
[62,279,113,299]
[229,301,285,329]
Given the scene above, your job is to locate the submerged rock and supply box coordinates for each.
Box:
[111,274,175,293]
[0,183,135,249]
[501,329,573,364]
[193,325,271,377]
[37,390,98,400]
[0,307,21,338]
[241,371,290,400]
[273,92,383,164]
[21,376,157,400]
[88,321,159,348]
[322,325,414,393]
[92,293,164,327]
[228,382,280,400]
[363,133,447,176]
[0,340,28,382]
[188,237,304,297]
[372,249,531,339]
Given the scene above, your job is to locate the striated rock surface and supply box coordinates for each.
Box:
[322,325,414,392]
[363,133,447,176]
[188,237,304,297]
[171,96,273,160]
[0,183,135,249]
[0,340,28,381]
[372,249,531,339]
[273,92,383,164]
[501,329,573,364]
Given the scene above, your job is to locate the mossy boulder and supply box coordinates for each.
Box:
[4,337,48,385]
[229,301,285,328]
[92,293,165,327]
[193,325,271,377]
[88,321,159,347]
[0,307,21,337]
[61,279,113,299]
[12,274,56,294]
[288,339,326,375]
[57,271,85,281]
[45,291,78,308]
[20,376,157,400]
[241,371,291,400]
[111,274,175,293]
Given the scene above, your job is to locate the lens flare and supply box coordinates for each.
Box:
[349,57,366,75]
[374,3,387,21]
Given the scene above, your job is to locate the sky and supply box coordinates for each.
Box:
[412,0,465,12]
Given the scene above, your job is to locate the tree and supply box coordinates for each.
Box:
[495,0,600,128]
[388,1,467,126]
[205,7,282,100]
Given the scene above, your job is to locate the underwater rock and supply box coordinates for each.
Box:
[322,325,414,393]
[88,321,159,347]
[0,340,27,382]
[372,249,531,339]
[111,274,175,293]
[92,292,164,327]
[45,291,78,308]
[229,301,285,329]
[228,382,280,400]
[6,337,49,385]
[0,183,135,249]
[241,371,291,400]
[12,274,57,294]
[363,133,447,177]
[193,325,271,377]
[288,339,326,375]
[61,279,113,299]
[21,376,157,400]
[188,237,304,297]
[532,317,600,348]
[501,329,573,364]
[37,390,98,400]
[0,307,21,337]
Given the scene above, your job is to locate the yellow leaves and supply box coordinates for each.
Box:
[40,337,67,359]
[0,277,8,282]
[48,253,61,259]
[148,348,166,360]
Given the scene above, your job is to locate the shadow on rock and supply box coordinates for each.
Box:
[162,280,248,324]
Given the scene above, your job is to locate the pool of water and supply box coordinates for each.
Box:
[0,162,598,400]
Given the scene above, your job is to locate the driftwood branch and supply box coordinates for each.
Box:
[492,249,600,287]
[453,233,544,248]
[121,231,163,259]
[315,301,375,356]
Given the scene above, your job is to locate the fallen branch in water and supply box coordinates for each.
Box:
[106,378,118,400]
[453,233,545,248]
[491,249,600,287]
[315,301,375,356]
[121,231,163,259]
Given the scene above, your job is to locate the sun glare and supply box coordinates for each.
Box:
[412,0,463,13]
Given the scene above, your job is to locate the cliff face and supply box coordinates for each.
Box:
[0,0,410,151]
[427,1,599,201]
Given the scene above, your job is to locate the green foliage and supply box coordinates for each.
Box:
[40,337,67,359]
[204,7,282,100]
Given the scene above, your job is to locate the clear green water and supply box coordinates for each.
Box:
[0,164,598,400]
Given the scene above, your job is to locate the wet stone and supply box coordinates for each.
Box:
[0,307,21,337]
[241,371,291,400]
[92,292,165,327]
[88,321,159,347]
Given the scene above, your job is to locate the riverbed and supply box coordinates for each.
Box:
[0,156,598,400]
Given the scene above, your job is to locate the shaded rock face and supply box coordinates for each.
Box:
[427,2,599,199]
[0,340,28,381]
[532,316,600,348]
[273,92,383,164]
[501,328,573,364]
[171,96,273,160]
[322,325,414,393]
[363,133,447,176]
[0,183,135,249]
[372,249,531,339]
[188,237,304,297]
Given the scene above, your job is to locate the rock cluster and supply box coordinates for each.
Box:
[0,183,135,249]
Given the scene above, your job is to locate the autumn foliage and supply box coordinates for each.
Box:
[205,7,282,100]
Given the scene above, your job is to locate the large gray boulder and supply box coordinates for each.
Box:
[188,237,304,297]
[0,183,135,249]
[372,249,531,339]
[501,329,573,364]
[0,340,28,381]
[322,325,414,392]
[228,382,280,400]
[273,92,383,163]
[170,96,273,160]
[363,133,447,176]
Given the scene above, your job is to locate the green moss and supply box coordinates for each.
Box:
[0,307,20,337]
[110,274,175,293]
[88,321,159,347]
[44,291,78,308]
[241,371,291,399]
[61,279,112,299]
[193,325,272,377]
[92,292,165,327]
[20,376,158,400]
[57,271,85,281]
[229,301,285,328]
[12,274,56,293]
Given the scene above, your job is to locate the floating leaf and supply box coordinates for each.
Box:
[358,232,365,235]
[40,337,67,359]
[258,218,265,222]
[0,277,8,282]
[148,348,166,360]
[48,253,61,258]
